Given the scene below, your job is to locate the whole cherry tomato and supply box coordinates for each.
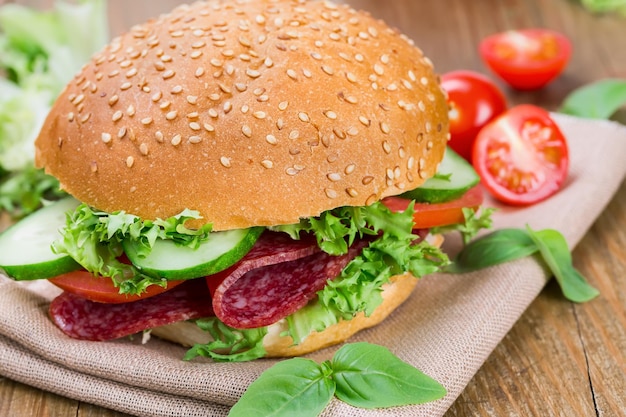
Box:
[441,70,507,162]
[472,104,569,205]
[479,28,572,90]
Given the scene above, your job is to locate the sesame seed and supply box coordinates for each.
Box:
[253,111,266,119]
[380,122,390,134]
[359,116,370,126]
[346,72,357,83]
[382,141,392,154]
[118,127,127,138]
[325,188,338,198]
[139,143,149,155]
[408,70,417,82]
[345,95,358,104]
[141,117,152,125]
[204,123,215,132]
[109,95,119,106]
[127,105,136,117]
[345,164,355,175]
[380,54,390,64]
[418,101,426,112]
[264,57,273,67]
[187,95,198,104]
[286,69,298,80]
[160,101,171,110]
[241,105,249,114]
[191,41,206,49]
[126,68,138,78]
[321,65,334,75]
[220,156,232,167]
[151,91,162,102]
[188,135,202,144]
[189,122,201,131]
[67,112,74,122]
[298,112,310,122]
[286,167,299,176]
[289,130,300,140]
[346,127,359,136]
[112,111,123,122]
[171,85,183,94]
[327,173,341,181]
[257,95,269,102]
[223,102,232,113]
[187,112,199,119]
[208,109,219,118]
[261,160,273,169]
[191,50,203,59]
[162,70,175,79]
[73,94,85,105]
[303,68,312,78]
[346,187,358,197]
[355,54,364,62]
[278,101,288,111]
[171,134,182,146]
[420,76,429,86]
[408,156,415,170]
[387,83,398,91]
[166,111,177,120]
[310,52,322,60]
[195,67,205,77]
[90,161,98,173]
[374,64,384,76]
[126,156,134,167]
[101,133,112,143]
[426,122,432,133]
[155,131,164,142]
[324,110,337,120]
[403,80,413,89]
[266,134,277,144]
[242,125,252,137]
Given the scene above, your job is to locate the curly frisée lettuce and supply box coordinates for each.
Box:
[0,0,108,216]
[185,202,451,362]
[52,204,212,295]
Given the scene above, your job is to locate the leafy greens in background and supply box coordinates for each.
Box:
[579,0,626,15]
[560,78,626,120]
[0,0,109,217]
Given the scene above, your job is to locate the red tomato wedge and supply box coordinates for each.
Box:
[479,29,572,90]
[472,104,569,205]
[49,270,185,303]
[382,185,484,229]
[441,70,507,162]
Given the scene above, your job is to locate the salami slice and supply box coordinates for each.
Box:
[49,278,214,341]
[211,231,369,329]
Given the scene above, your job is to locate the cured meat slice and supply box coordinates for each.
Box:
[49,278,214,341]
[211,231,369,329]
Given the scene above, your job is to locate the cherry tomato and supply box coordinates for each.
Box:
[382,185,484,229]
[49,270,185,303]
[479,29,572,90]
[472,104,569,205]
[441,70,507,162]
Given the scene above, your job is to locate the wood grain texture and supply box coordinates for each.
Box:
[1,0,625,416]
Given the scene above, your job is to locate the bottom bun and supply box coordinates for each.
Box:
[151,272,417,357]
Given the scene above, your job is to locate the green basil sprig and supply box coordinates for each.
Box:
[445,226,599,303]
[560,78,626,120]
[228,342,446,417]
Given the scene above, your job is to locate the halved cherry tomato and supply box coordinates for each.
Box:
[382,185,484,229]
[472,104,569,205]
[441,70,507,162]
[49,270,185,303]
[479,29,572,90]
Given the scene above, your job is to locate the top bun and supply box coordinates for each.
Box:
[35,0,448,231]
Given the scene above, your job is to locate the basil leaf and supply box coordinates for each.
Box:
[228,358,335,417]
[445,228,538,273]
[560,78,626,119]
[526,227,600,303]
[331,342,446,408]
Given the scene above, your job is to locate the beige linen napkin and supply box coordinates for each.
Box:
[1,114,625,417]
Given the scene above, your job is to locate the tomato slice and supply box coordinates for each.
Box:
[441,70,507,162]
[472,104,569,205]
[382,185,484,229]
[479,29,572,90]
[49,270,185,303]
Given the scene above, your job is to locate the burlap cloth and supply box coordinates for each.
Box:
[1,114,625,416]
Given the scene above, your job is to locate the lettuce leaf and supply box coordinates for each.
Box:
[52,204,212,295]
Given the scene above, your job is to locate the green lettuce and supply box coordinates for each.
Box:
[52,204,212,295]
[0,0,108,217]
[186,202,453,362]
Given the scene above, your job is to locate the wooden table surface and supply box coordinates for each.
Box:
[1,0,625,416]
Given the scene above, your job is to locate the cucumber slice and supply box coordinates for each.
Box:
[401,147,480,203]
[0,197,81,281]
[123,227,264,280]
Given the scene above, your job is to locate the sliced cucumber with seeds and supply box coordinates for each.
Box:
[123,227,264,280]
[401,147,480,204]
[0,197,81,281]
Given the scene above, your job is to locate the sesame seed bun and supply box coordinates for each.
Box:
[34,0,448,231]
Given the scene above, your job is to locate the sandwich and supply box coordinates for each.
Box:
[0,0,485,362]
